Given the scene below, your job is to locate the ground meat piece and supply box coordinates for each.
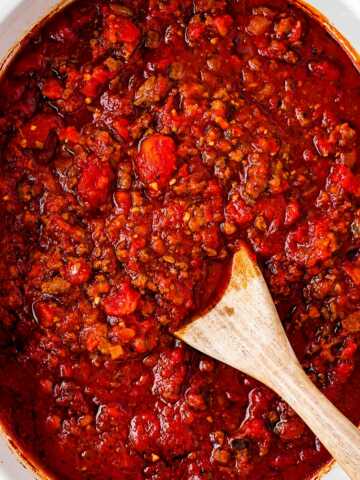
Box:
[134,76,170,107]
[342,311,360,333]
[104,15,141,45]
[243,153,270,200]
[41,277,71,295]
[193,0,226,13]
[212,14,233,36]
[247,16,272,36]
[274,17,303,43]
[0,0,360,479]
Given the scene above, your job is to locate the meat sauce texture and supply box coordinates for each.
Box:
[0,0,359,479]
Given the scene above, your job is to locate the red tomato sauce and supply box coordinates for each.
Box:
[0,1,359,479]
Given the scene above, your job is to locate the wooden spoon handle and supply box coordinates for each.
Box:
[177,247,360,479]
[268,358,360,480]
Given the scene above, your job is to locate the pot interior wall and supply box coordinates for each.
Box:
[0,1,358,479]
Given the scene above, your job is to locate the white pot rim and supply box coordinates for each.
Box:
[0,1,358,479]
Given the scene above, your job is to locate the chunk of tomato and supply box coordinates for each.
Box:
[136,134,176,191]
[103,282,140,316]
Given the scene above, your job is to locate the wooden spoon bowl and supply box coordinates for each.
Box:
[176,246,360,480]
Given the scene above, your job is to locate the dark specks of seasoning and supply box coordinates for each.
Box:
[223,306,235,317]
[0,0,359,479]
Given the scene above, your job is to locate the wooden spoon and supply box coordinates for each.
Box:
[176,246,360,480]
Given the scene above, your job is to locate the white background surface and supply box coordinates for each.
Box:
[0,0,359,479]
